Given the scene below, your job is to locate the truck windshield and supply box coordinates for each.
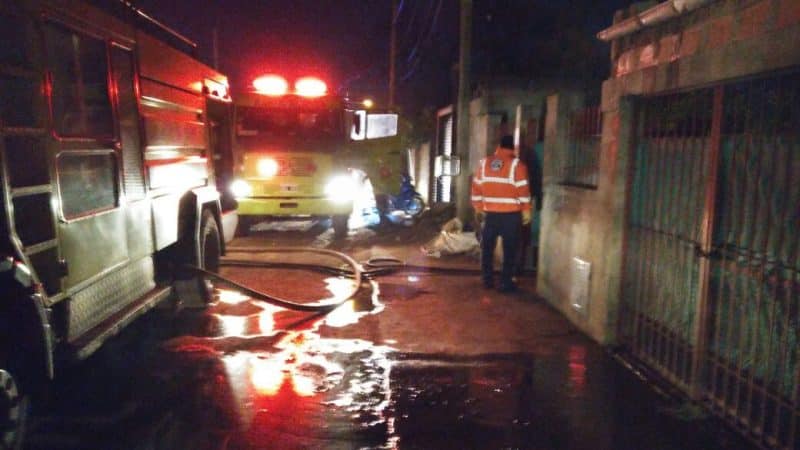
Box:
[236,106,339,139]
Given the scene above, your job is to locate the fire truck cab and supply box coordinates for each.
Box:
[230,75,404,236]
[0,1,233,446]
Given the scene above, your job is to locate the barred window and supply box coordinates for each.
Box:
[560,106,601,188]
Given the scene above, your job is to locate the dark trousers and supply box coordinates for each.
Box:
[481,211,521,287]
[517,223,532,274]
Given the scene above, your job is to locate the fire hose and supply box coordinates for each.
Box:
[186,247,363,312]
[186,246,486,313]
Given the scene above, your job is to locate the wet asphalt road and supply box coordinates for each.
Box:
[22,220,756,450]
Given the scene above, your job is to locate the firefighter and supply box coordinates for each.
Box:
[472,135,532,292]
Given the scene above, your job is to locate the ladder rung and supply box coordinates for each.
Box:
[11,185,51,197]
[24,239,57,256]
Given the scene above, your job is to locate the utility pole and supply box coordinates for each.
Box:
[455,0,472,223]
[389,0,397,108]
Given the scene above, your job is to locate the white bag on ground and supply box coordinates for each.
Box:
[421,218,481,257]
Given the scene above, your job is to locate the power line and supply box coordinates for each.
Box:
[400,0,443,83]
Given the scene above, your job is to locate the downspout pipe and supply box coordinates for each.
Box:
[597,0,716,41]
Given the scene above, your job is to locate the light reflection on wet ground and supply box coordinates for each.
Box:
[23,266,754,450]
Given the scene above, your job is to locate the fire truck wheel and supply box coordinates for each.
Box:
[0,368,27,450]
[331,215,349,237]
[174,210,220,308]
[200,211,221,274]
[235,216,255,237]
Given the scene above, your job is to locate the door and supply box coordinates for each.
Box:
[620,87,714,390]
[44,21,128,288]
[621,70,800,449]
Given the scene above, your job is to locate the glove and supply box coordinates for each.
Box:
[521,209,531,226]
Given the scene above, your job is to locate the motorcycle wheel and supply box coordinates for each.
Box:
[406,195,425,217]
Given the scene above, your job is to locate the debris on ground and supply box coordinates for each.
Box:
[420,218,481,258]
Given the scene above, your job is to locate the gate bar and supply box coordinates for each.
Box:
[690,85,723,398]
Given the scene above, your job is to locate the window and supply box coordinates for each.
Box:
[58,152,118,219]
[236,106,339,140]
[45,23,113,137]
[561,106,602,188]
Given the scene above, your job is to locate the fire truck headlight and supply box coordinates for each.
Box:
[325,175,356,204]
[230,179,253,198]
[257,158,279,177]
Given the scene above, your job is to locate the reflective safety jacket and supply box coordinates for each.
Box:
[471,147,531,213]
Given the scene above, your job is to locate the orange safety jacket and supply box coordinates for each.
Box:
[471,147,532,213]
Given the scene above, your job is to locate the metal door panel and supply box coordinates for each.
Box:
[59,209,128,289]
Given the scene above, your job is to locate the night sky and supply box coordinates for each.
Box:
[128,0,631,116]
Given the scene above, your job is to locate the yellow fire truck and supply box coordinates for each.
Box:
[229,74,404,236]
[0,1,234,446]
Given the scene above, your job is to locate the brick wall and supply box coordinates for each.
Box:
[612,0,800,84]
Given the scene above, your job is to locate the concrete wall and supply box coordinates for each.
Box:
[537,92,629,345]
[537,0,800,345]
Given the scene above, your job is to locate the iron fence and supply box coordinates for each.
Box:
[621,69,799,449]
[561,105,601,188]
[704,71,799,450]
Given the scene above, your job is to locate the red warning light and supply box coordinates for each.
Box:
[294,77,327,98]
[253,74,289,96]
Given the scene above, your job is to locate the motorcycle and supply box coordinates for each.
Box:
[380,174,425,225]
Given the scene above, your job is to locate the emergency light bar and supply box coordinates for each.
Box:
[253,75,289,96]
[294,77,327,97]
[252,74,327,97]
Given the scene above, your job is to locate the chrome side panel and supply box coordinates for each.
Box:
[125,199,153,259]
[58,209,128,289]
[66,256,154,342]
[151,193,180,251]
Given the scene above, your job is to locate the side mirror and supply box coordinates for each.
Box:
[350,110,365,140]
[350,110,399,140]
[434,155,461,177]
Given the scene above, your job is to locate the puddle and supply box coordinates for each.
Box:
[24,274,754,450]
[154,280,583,449]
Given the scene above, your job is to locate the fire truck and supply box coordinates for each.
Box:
[230,74,404,236]
[0,1,234,446]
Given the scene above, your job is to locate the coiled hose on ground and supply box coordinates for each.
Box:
[187,246,487,313]
[187,247,363,312]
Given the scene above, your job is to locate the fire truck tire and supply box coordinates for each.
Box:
[174,210,220,308]
[235,216,255,237]
[331,215,348,237]
[0,367,27,450]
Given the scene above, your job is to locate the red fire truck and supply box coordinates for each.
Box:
[0,1,234,446]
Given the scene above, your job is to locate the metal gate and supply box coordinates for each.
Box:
[621,70,799,449]
[433,107,453,203]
